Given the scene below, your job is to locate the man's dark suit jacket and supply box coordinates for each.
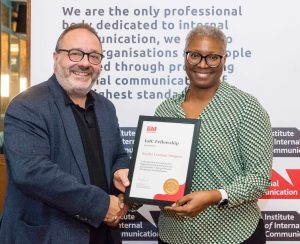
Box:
[0,75,130,243]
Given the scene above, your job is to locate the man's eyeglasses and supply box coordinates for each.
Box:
[185,51,226,68]
[57,49,104,65]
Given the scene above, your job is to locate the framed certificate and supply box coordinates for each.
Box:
[125,116,200,206]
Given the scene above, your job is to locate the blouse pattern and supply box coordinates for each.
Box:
[155,81,273,244]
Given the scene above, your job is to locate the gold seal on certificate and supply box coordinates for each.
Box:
[163,178,179,195]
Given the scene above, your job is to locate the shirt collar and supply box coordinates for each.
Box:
[62,89,95,108]
[174,81,229,104]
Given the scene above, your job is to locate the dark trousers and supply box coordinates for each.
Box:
[158,219,266,244]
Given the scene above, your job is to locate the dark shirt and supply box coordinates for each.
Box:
[65,92,110,244]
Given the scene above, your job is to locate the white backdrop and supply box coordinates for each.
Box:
[31,0,300,243]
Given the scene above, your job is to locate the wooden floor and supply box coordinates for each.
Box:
[0,154,7,213]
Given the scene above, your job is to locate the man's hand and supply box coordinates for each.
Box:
[113,169,130,193]
[164,190,221,217]
[103,195,121,226]
[116,193,129,218]
[104,194,128,227]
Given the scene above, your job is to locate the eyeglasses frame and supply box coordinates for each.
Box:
[57,48,104,65]
[185,51,226,68]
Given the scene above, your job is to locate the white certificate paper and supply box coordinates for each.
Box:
[125,116,200,206]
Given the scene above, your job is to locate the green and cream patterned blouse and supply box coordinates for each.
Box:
[155,82,273,244]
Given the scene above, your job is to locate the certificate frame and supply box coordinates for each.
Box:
[125,115,200,206]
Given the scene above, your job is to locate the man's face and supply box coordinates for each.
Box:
[53,28,102,97]
[185,36,226,89]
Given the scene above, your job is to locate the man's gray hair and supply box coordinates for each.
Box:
[55,23,101,51]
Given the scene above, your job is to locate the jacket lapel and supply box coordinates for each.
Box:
[47,75,90,184]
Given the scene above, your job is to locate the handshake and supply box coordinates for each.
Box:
[103,194,128,227]
[103,169,142,227]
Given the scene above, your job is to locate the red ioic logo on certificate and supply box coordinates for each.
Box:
[146,126,157,133]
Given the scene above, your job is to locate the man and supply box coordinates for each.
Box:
[155,25,273,243]
[0,23,130,244]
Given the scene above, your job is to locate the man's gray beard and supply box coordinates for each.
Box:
[66,79,97,97]
[55,70,98,97]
